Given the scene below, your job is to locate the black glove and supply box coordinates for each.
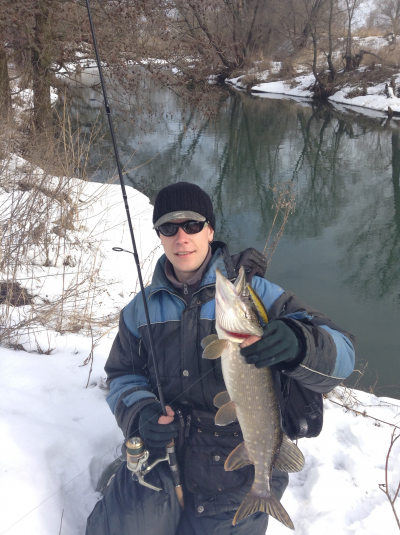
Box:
[240,320,301,368]
[139,403,180,449]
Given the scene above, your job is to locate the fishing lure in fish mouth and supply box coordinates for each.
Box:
[202,266,305,529]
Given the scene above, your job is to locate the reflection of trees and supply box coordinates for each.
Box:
[209,94,299,250]
[285,106,392,240]
[63,83,400,304]
[287,107,349,239]
[337,133,400,304]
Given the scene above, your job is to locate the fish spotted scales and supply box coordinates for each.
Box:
[202,267,305,529]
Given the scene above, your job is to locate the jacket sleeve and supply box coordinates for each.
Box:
[104,309,157,438]
[251,277,356,394]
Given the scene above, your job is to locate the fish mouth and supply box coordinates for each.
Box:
[220,328,251,340]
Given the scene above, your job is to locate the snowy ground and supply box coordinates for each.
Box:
[1,163,400,535]
[227,71,400,119]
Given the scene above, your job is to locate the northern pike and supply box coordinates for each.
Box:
[202,267,304,529]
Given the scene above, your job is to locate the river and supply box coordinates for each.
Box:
[61,77,400,399]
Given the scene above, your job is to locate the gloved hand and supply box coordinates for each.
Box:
[240,320,301,368]
[139,403,180,449]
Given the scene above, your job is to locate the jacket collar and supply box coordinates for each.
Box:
[149,243,231,297]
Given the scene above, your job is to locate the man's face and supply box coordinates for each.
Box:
[159,219,214,283]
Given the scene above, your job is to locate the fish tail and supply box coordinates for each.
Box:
[233,490,294,530]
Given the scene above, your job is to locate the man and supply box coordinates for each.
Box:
[86,182,356,535]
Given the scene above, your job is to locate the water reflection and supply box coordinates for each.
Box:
[338,132,400,305]
[60,85,400,398]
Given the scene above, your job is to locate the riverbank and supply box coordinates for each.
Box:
[227,61,400,120]
[55,58,400,120]
[0,157,399,534]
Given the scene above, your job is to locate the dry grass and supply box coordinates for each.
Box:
[263,181,296,268]
[378,44,400,67]
[353,27,385,39]
[237,75,265,89]
[379,429,400,529]
[0,106,120,348]
[326,385,400,430]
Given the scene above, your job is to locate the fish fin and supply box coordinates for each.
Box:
[201,334,219,349]
[224,442,253,471]
[202,339,228,360]
[233,490,294,529]
[213,391,231,408]
[246,284,269,324]
[234,266,246,294]
[215,401,238,425]
[274,434,305,473]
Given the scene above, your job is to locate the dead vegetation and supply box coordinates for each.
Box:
[328,385,400,529]
[327,386,400,431]
[263,181,297,268]
[0,108,120,349]
[379,430,400,530]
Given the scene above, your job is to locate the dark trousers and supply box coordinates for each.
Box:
[86,463,288,535]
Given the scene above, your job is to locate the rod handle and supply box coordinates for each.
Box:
[166,439,184,509]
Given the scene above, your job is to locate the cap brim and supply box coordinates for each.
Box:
[153,211,206,229]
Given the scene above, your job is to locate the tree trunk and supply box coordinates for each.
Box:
[245,0,262,53]
[327,0,336,80]
[298,0,322,48]
[345,3,354,71]
[0,43,11,118]
[346,19,352,59]
[31,4,53,133]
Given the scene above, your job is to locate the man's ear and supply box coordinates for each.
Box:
[208,226,214,243]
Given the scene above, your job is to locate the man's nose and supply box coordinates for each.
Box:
[175,227,189,242]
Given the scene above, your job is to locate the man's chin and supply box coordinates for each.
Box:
[174,258,202,275]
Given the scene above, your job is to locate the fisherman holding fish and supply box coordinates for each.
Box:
[86,182,356,535]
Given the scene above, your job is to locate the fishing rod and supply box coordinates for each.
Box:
[84,0,183,507]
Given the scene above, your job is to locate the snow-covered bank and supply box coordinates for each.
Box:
[1,162,399,535]
[1,350,399,534]
[227,71,400,119]
[0,162,162,534]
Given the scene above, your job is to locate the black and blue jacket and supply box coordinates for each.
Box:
[104,242,356,515]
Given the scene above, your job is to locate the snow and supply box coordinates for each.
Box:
[352,36,389,50]
[1,159,162,534]
[1,159,400,535]
[251,74,315,98]
[227,70,400,118]
[329,74,400,114]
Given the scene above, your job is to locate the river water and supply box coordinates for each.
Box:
[62,79,400,399]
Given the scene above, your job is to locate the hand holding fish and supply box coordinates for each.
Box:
[240,320,301,368]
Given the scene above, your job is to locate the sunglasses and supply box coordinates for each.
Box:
[157,220,209,237]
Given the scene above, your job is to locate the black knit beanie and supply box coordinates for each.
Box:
[153,182,216,231]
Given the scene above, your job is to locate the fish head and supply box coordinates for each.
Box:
[215,267,263,343]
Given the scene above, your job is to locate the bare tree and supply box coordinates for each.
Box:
[0,41,11,117]
[0,0,95,131]
[81,0,281,117]
[344,0,365,71]
[375,0,400,42]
